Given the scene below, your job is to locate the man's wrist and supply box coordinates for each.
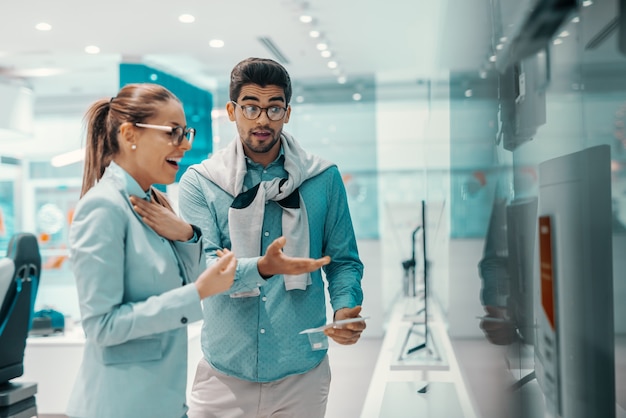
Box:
[256,256,273,279]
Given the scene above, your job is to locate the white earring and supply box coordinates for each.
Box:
[131,144,137,150]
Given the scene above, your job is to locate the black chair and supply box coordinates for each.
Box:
[0,233,41,418]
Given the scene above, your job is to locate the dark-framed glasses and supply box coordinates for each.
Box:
[134,123,196,146]
[231,101,287,121]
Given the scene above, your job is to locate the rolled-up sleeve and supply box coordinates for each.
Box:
[321,168,364,311]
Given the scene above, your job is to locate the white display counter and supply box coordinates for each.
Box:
[361,298,477,417]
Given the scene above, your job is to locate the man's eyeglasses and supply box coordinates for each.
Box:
[134,123,196,146]
[231,101,287,121]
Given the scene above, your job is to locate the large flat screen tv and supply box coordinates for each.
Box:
[535,144,615,418]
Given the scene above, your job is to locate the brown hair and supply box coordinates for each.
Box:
[229,57,292,104]
[80,83,180,209]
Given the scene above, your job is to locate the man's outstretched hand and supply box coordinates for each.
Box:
[257,236,330,278]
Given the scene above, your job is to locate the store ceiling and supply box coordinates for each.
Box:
[0,0,497,104]
[0,0,622,108]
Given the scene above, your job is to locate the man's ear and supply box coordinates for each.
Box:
[283,105,291,124]
[226,101,236,122]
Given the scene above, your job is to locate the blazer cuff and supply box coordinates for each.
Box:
[185,224,202,243]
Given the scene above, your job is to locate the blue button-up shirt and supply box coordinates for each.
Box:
[179,151,363,382]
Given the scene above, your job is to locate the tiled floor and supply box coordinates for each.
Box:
[326,337,383,418]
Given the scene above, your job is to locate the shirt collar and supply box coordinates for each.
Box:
[107,161,151,201]
[245,146,285,169]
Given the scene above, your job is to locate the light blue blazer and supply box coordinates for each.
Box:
[66,162,204,418]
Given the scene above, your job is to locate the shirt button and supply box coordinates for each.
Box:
[180,317,188,324]
[262,296,267,302]
[260,329,266,334]
[264,231,269,237]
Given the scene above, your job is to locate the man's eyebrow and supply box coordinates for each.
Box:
[240,95,285,103]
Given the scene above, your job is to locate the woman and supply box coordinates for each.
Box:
[66,83,236,418]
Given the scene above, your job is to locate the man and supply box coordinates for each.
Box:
[178,57,365,417]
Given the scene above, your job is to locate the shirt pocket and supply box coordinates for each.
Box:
[100,337,163,365]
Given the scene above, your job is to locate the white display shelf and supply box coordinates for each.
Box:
[379,381,465,418]
[390,321,450,371]
[360,297,476,418]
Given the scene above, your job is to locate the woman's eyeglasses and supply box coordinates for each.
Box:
[231,101,287,121]
[134,123,196,146]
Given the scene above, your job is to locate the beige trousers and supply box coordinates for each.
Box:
[187,356,331,418]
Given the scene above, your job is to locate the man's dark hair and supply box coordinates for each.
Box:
[229,57,292,104]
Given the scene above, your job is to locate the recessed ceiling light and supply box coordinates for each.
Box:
[11,68,66,77]
[209,39,224,48]
[571,16,580,23]
[321,50,332,58]
[553,38,563,45]
[299,15,313,23]
[582,0,592,6]
[309,30,320,38]
[85,45,100,54]
[327,61,338,69]
[337,76,347,84]
[35,22,52,31]
[316,42,328,51]
[179,14,195,23]
[352,93,362,101]
[296,95,304,103]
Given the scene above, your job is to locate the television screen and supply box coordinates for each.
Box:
[505,197,538,345]
[535,144,615,417]
[498,52,547,151]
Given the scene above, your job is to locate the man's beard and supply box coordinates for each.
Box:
[243,128,281,154]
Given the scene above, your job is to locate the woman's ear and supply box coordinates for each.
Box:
[118,122,136,150]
